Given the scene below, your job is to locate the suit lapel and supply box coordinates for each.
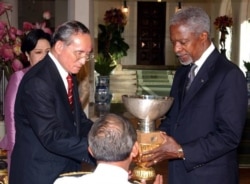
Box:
[72,75,81,135]
[46,56,75,121]
[180,49,220,111]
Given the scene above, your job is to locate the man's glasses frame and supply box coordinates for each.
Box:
[72,50,94,61]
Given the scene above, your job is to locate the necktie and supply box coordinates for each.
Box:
[66,74,73,108]
[186,64,197,91]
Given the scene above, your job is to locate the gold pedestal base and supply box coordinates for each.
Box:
[132,131,164,181]
[0,169,8,184]
[132,166,156,181]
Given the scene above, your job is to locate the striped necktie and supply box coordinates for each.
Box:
[66,74,73,108]
[186,64,197,91]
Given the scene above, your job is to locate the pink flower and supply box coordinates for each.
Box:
[0,44,14,61]
[8,27,19,40]
[0,2,53,78]
[0,2,25,77]
[0,21,6,39]
[23,21,34,32]
[12,58,23,71]
[34,22,52,35]
[16,29,23,36]
[104,8,127,27]
[0,2,12,16]
[43,11,51,20]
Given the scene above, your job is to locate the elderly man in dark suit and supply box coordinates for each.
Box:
[143,7,248,184]
[9,21,94,184]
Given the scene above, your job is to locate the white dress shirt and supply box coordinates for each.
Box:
[193,43,215,76]
[54,163,132,184]
[48,52,68,91]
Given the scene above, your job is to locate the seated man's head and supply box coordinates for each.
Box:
[88,113,138,164]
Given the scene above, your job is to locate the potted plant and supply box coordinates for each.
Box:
[95,8,129,76]
[95,53,116,76]
[214,15,233,53]
[94,8,129,112]
[243,61,250,72]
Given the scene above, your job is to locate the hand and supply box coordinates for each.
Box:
[141,132,181,167]
[128,170,133,180]
[140,174,163,184]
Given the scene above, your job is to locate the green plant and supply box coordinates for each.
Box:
[94,53,117,76]
[95,8,129,76]
[98,23,129,61]
[243,61,250,71]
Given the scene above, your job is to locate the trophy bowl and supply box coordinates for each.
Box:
[122,95,173,120]
[122,95,174,132]
[122,94,174,181]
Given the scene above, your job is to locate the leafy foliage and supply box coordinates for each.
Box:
[243,61,250,71]
[98,24,129,61]
[95,8,129,76]
[94,53,117,76]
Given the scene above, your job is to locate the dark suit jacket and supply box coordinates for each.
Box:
[159,49,248,184]
[9,55,94,184]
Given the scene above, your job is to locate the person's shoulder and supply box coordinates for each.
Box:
[7,67,30,84]
[12,67,29,77]
[217,56,242,72]
[22,57,53,81]
[53,176,82,184]
[53,173,94,184]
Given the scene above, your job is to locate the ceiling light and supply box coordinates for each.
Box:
[122,1,128,13]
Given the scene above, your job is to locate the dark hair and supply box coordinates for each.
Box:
[88,113,137,162]
[21,29,51,54]
[51,20,90,47]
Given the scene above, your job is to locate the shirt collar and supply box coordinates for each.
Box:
[193,43,215,75]
[48,52,68,90]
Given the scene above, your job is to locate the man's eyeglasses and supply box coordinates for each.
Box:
[73,50,94,61]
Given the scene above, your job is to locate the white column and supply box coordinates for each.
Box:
[67,0,95,117]
[67,0,94,31]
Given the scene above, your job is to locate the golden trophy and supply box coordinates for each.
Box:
[122,95,174,181]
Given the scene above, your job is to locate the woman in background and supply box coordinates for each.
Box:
[0,29,51,172]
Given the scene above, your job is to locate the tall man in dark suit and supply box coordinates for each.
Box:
[9,21,94,184]
[143,7,248,184]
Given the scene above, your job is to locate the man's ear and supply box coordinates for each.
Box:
[54,40,64,54]
[131,141,139,158]
[88,147,94,157]
[200,32,208,42]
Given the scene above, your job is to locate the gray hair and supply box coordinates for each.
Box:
[88,113,137,162]
[51,20,90,46]
[170,7,211,37]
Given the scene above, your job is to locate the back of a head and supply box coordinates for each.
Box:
[51,20,90,47]
[170,7,211,36]
[21,29,51,54]
[88,113,137,162]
